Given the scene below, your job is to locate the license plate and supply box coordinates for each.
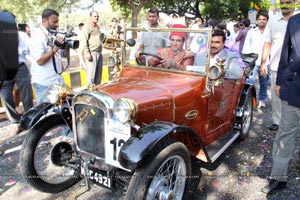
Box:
[88,168,112,189]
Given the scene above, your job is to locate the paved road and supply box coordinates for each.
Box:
[0,95,299,199]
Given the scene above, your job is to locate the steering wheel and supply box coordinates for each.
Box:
[136,52,163,66]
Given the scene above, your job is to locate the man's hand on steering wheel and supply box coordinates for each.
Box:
[135,52,163,66]
[160,58,178,69]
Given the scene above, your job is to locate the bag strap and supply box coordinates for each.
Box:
[52,49,71,75]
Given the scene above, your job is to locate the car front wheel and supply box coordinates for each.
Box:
[125,142,191,200]
[19,115,80,193]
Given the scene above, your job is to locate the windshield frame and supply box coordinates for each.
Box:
[124,27,212,76]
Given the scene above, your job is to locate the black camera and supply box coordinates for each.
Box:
[50,30,79,49]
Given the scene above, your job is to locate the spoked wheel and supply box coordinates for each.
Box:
[125,142,191,200]
[238,92,253,140]
[20,114,80,193]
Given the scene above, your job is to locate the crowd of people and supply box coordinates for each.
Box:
[1,0,300,196]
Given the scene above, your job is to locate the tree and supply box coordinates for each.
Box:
[152,0,203,18]
[201,0,242,20]
[110,0,149,27]
[0,0,33,22]
[0,0,84,23]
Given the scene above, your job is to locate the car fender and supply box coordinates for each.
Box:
[24,113,72,137]
[19,102,72,130]
[235,84,256,121]
[118,121,208,171]
[240,84,256,108]
[19,102,54,130]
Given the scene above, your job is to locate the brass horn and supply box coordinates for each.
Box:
[100,33,121,50]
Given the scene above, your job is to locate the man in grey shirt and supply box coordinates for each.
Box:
[194,29,244,80]
[135,8,169,59]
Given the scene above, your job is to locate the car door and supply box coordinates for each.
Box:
[206,79,238,140]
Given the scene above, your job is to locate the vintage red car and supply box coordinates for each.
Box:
[20,27,257,199]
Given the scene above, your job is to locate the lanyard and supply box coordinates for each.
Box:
[41,27,61,74]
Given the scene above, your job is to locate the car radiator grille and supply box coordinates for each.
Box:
[74,104,105,158]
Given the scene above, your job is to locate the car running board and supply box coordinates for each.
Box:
[205,130,240,163]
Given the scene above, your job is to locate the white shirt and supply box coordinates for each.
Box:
[242,27,269,66]
[30,26,64,86]
[18,31,30,64]
[263,13,289,71]
[229,31,239,43]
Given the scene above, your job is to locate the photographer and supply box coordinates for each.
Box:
[29,9,66,104]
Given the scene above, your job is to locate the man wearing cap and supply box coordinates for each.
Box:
[148,24,195,70]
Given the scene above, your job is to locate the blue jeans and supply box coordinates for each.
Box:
[33,81,66,104]
[32,83,49,104]
[250,65,270,101]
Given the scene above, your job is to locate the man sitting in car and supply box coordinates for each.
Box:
[194,29,244,79]
[148,24,195,70]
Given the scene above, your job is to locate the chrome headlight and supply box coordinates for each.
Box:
[113,98,138,123]
[208,58,226,80]
[208,65,222,80]
[43,84,67,104]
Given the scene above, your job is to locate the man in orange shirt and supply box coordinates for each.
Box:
[149,24,195,70]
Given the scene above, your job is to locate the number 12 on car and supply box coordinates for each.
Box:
[104,119,131,170]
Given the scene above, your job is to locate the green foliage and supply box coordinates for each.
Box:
[202,0,241,20]
[109,0,149,27]
[1,0,276,29]
[0,0,85,23]
[0,0,33,22]
[152,0,201,18]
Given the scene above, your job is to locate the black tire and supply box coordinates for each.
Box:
[238,92,253,140]
[19,114,79,193]
[125,142,191,200]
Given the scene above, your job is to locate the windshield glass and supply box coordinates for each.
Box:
[124,27,212,75]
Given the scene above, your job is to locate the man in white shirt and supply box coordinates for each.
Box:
[230,23,240,51]
[30,9,65,104]
[229,23,240,43]
[0,11,33,135]
[260,0,296,131]
[242,11,269,108]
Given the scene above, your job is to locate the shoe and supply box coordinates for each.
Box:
[261,179,287,194]
[269,124,279,131]
[258,101,266,108]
